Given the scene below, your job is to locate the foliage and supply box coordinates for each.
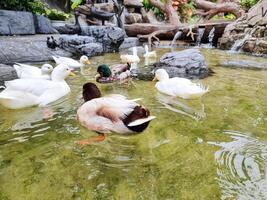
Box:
[71,0,86,9]
[240,0,260,9]
[179,0,195,23]
[0,0,69,21]
[142,0,165,18]
[223,13,236,20]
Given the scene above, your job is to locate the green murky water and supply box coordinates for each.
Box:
[1,48,267,200]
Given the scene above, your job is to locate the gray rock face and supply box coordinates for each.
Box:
[219,60,267,70]
[124,0,143,8]
[0,35,72,64]
[119,37,140,50]
[80,43,104,57]
[0,10,35,35]
[34,15,58,34]
[0,64,18,86]
[58,35,103,57]
[219,0,267,56]
[154,49,209,79]
[81,26,126,53]
[134,49,210,80]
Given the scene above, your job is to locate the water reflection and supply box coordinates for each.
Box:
[156,92,206,120]
[209,131,267,200]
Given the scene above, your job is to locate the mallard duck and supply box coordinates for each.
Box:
[95,64,131,83]
[0,64,75,109]
[76,82,156,145]
[153,69,208,99]
[143,45,157,58]
[120,47,140,64]
[14,63,54,80]
[52,55,90,69]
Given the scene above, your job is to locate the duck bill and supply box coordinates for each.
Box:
[152,77,157,82]
[69,71,76,76]
[95,73,101,79]
[85,60,91,65]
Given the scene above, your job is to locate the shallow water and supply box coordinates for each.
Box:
[1,48,267,200]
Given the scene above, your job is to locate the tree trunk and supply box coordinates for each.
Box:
[195,0,244,20]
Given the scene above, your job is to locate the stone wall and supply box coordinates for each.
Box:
[219,0,267,56]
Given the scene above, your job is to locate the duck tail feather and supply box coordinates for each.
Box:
[128,116,156,127]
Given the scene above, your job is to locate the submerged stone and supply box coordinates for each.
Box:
[0,64,18,86]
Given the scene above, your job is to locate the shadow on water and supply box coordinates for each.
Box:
[208,130,267,200]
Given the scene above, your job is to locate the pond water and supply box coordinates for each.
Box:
[1,48,267,200]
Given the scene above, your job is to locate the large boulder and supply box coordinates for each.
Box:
[0,64,18,86]
[119,37,141,50]
[81,26,126,53]
[219,0,267,56]
[58,35,103,57]
[0,10,35,35]
[34,15,58,34]
[133,49,210,80]
[0,35,72,64]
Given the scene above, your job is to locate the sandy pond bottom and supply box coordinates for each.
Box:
[1,48,267,200]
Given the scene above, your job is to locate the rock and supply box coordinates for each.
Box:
[154,49,209,79]
[119,37,140,50]
[0,10,35,35]
[58,35,103,57]
[94,3,114,12]
[80,43,104,57]
[134,49,210,80]
[124,0,143,8]
[34,15,59,34]
[0,35,72,64]
[219,60,267,70]
[81,26,126,53]
[0,64,18,86]
[219,0,267,56]
[125,13,143,24]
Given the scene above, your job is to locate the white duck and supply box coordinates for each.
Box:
[52,55,91,69]
[14,63,53,80]
[120,47,140,64]
[143,45,157,58]
[0,64,75,109]
[153,69,208,99]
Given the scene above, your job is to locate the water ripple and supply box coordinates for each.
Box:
[208,130,267,200]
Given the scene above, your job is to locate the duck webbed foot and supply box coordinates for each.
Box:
[76,133,105,146]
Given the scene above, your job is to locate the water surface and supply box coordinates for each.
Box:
[1,48,267,200]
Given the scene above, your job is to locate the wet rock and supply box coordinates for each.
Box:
[134,49,210,80]
[81,26,126,53]
[0,35,72,64]
[0,10,35,35]
[80,43,104,57]
[34,15,58,34]
[219,60,267,70]
[125,13,143,24]
[219,0,267,56]
[154,49,209,79]
[0,64,18,86]
[58,35,103,57]
[119,37,140,50]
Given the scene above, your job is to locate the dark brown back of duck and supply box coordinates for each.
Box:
[123,106,151,133]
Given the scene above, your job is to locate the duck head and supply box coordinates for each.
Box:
[51,64,75,81]
[82,82,101,102]
[41,64,54,75]
[95,64,112,80]
[80,55,91,66]
[153,69,169,82]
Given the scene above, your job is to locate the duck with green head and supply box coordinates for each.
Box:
[95,64,131,83]
[76,82,156,145]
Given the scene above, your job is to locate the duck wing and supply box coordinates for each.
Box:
[5,79,54,96]
[52,56,80,68]
[14,63,41,78]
